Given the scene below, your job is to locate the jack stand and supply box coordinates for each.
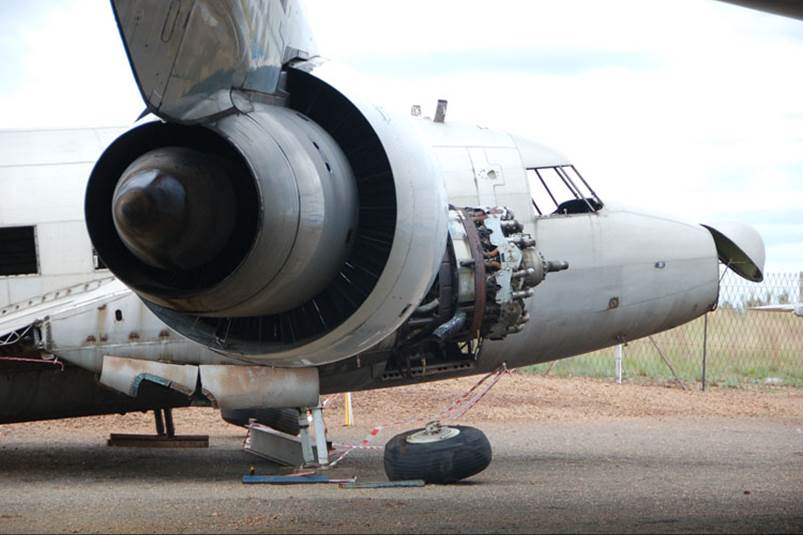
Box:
[297,409,316,466]
[108,408,209,448]
[154,407,175,437]
[244,403,332,467]
[311,404,329,466]
[298,404,329,466]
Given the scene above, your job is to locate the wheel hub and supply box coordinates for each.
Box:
[405,421,460,444]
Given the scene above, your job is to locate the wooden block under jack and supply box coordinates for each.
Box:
[106,408,207,448]
[107,433,209,448]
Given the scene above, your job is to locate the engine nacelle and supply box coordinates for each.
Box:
[102,107,359,318]
[86,65,449,367]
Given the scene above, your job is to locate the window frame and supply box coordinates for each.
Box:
[528,165,603,216]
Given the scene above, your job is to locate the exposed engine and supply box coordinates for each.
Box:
[447,207,568,341]
[378,207,567,382]
[87,68,447,367]
[86,66,565,368]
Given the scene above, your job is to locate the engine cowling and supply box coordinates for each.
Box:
[86,65,449,367]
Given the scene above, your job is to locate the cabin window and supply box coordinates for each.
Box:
[527,165,603,216]
[0,226,38,276]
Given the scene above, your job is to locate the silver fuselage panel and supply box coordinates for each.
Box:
[414,119,719,368]
[0,128,125,306]
[1,118,722,374]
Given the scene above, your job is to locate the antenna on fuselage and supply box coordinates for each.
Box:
[434,99,448,123]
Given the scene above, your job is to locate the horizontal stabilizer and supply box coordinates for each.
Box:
[112,0,317,122]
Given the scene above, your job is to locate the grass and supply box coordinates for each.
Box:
[523,308,803,387]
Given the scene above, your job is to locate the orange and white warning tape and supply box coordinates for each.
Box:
[326,364,511,467]
[321,392,341,409]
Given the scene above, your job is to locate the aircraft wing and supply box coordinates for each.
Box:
[750,303,803,317]
[111,0,317,123]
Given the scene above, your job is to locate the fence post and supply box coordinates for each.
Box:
[701,312,708,391]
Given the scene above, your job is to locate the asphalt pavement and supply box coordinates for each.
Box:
[0,416,801,533]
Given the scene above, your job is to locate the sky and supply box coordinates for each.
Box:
[0,0,801,273]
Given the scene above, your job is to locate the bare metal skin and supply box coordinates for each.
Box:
[0,0,768,422]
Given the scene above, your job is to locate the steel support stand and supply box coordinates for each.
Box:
[154,409,166,436]
[615,344,623,384]
[246,406,329,467]
[297,409,316,466]
[311,404,329,466]
[163,408,175,437]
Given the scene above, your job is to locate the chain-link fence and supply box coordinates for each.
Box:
[527,271,803,388]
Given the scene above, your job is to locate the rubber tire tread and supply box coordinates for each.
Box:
[221,408,301,435]
[383,425,492,484]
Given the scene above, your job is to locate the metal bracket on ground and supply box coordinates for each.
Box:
[244,403,331,467]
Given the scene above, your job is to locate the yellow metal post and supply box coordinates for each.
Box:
[344,392,354,427]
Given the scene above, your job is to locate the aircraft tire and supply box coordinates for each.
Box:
[220,408,301,435]
[383,425,492,484]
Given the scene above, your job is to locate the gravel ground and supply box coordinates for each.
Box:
[0,375,801,533]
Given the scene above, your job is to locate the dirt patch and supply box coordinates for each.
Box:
[2,375,800,440]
